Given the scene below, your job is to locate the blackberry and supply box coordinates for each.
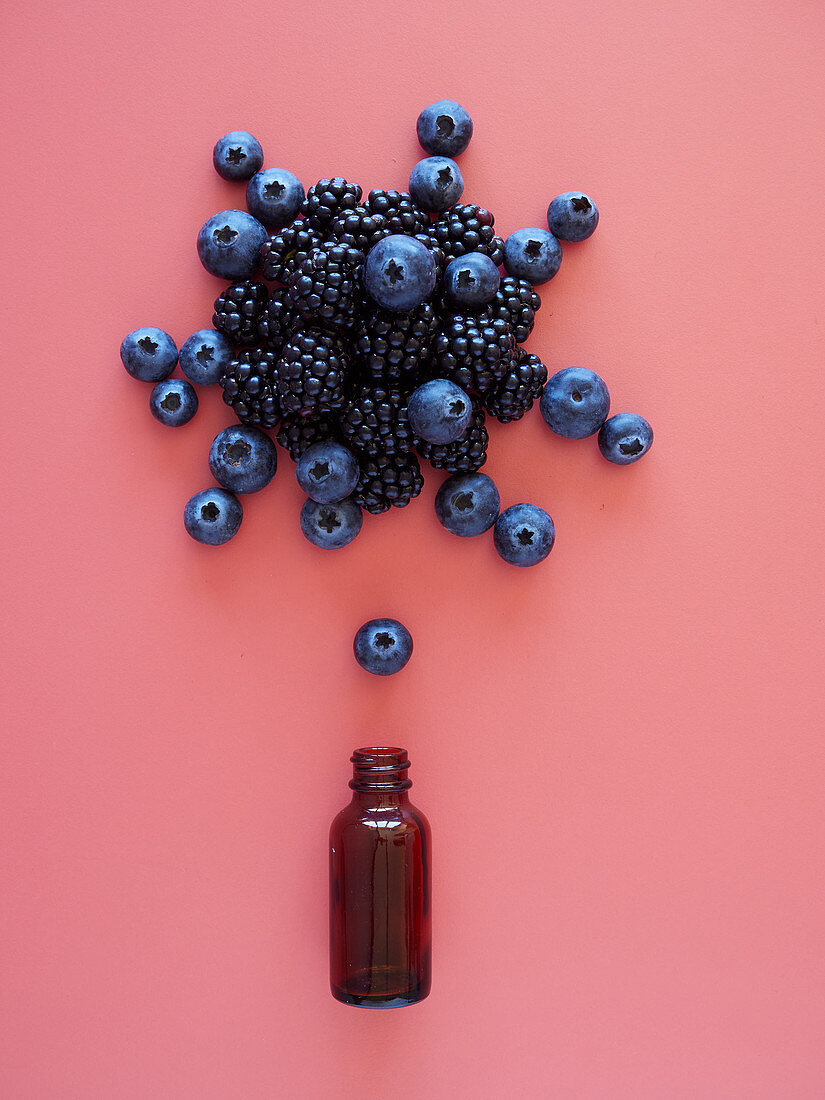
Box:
[352,450,424,514]
[257,287,298,355]
[415,396,488,473]
[260,219,324,283]
[431,203,505,265]
[276,411,341,461]
[433,314,516,396]
[355,302,440,383]
[288,242,365,330]
[366,190,430,237]
[277,327,351,415]
[483,349,548,424]
[488,276,542,344]
[301,178,362,232]
[413,231,447,278]
[328,206,390,253]
[220,348,281,430]
[340,382,414,458]
[212,281,268,345]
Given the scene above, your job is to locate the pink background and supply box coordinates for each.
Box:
[2,1,825,1096]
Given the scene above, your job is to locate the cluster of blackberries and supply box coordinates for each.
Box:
[121,100,652,568]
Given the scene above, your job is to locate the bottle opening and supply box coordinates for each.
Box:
[350,747,411,791]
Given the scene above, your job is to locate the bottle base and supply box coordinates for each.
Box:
[330,980,430,1009]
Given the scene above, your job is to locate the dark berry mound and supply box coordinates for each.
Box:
[483,349,548,424]
[277,327,351,415]
[415,396,488,472]
[288,242,365,329]
[366,190,430,237]
[260,219,324,283]
[355,302,440,383]
[352,450,424,514]
[257,287,298,355]
[488,276,542,344]
[212,281,268,345]
[276,411,341,461]
[340,382,414,457]
[301,178,363,231]
[431,203,505,265]
[432,314,516,395]
[327,206,391,254]
[220,348,281,429]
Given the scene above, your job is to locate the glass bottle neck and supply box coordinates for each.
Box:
[352,789,410,809]
[349,747,412,794]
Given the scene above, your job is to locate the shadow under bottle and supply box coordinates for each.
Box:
[329,747,431,1008]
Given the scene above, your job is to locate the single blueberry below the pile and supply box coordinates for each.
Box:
[597,413,653,465]
[353,618,414,676]
[120,327,178,382]
[179,329,235,387]
[184,487,243,545]
[296,441,360,504]
[408,379,473,444]
[300,497,363,549]
[364,235,437,313]
[494,503,555,567]
[503,228,562,285]
[547,191,599,242]
[408,157,464,213]
[435,472,500,537]
[444,253,501,308]
[197,209,268,280]
[208,424,278,493]
[212,131,263,181]
[416,100,473,158]
[540,367,611,439]
[149,378,198,427]
[246,168,305,229]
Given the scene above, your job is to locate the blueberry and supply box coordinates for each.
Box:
[353,618,413,676]
[212,131,263,181]
[408,157,464,213]
[149,378,198,426]
[547,191,599,242]
[296,441,359,504]
[208,424,277,493]
[120,327,177,383]
[494,503,555,567]
[184,487,243,545]
[197,209,267,280]
[364,235,437,312]
[178,328,235,387]
[246,168,305,229]
[300,496,363,549]
[540,367,611,439]
[503,228,562,285]
[408,379,473,444]
[444,253,500,308]
[597,413,653,465]
[435,472,500,537]
[416,100,473,157]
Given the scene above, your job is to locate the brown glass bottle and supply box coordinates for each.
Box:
[329,747,431,1008]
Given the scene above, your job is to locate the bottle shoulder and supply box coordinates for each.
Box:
[330,799,430,838]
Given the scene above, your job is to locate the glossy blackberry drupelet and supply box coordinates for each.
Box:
[366,190,430,237]
[413,231,447,278]
[184,487,243,545]
[300,496,363,549]
[197,210,267,280]
[354,302,440,383]
[433,314,516,396]
[276,411,341,461]
[260,219,325,284]
[483,349,548,424]
[488,276,541,344]
[415,395,488,473]
[256,288,298,355]
[352,450,424,514]
[431,204,505,265]
[288,242,365,329]
[301,178,363,231]
[220,348,281,429]
[212,281,269,345]
[340,382,415,457]
[277,328,351,415]
[327,206,390,254]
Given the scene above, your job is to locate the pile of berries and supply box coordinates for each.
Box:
[121,101,653,578]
